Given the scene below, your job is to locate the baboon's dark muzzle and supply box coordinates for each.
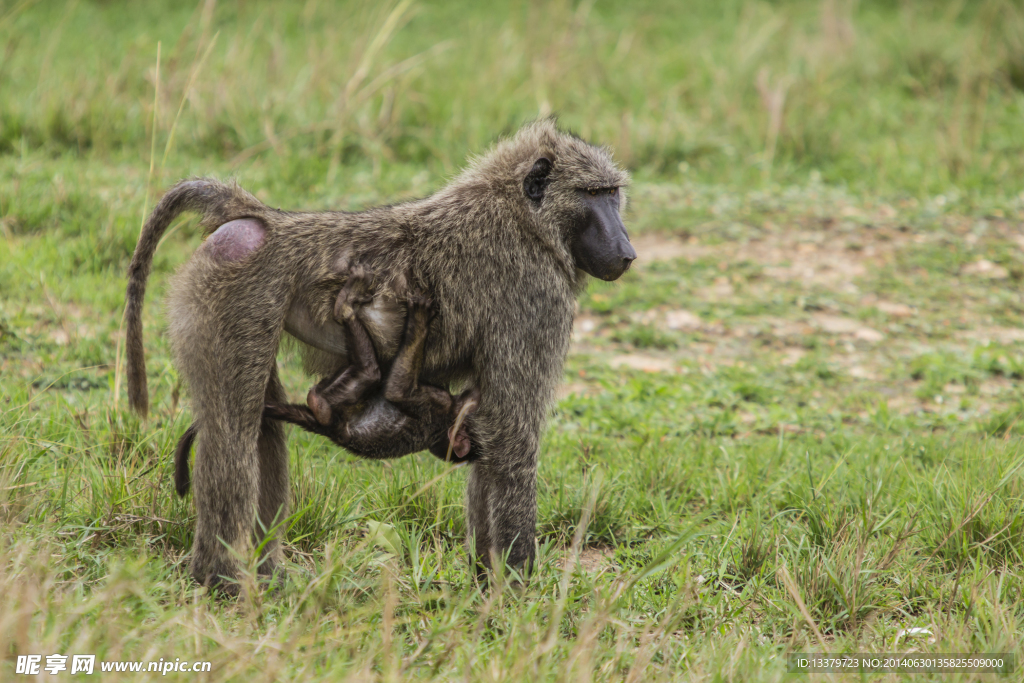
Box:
[574,197,636,281]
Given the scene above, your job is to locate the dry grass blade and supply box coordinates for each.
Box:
[778,564,828,652]
[344,0,416,104]
[926,492,996,563]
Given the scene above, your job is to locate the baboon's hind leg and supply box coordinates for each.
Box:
[255,365,289,577]
[466,466,493,580]
[190,408,260,595]
[171,258,289,595]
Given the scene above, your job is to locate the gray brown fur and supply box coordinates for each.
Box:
[174,274,481,498]
[125,120,632,592]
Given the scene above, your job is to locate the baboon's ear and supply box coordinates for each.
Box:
[523,158,553,202]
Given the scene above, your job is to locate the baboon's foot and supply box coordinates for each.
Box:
[333,265,375,321]
[256,547,283,575]
[208,577,241,598]
[258,562,313,596]
[193,561,242,598]
[256,555,281,593]
[307,386,333,426]
[192,553,284,598]
[470,551,531,590]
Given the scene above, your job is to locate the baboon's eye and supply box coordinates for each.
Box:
[609,187,617,196]
[588,189,598,196]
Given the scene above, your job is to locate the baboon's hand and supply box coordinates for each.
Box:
[447,424,472,459]
[447,389,479,459]
[405,289,436,322]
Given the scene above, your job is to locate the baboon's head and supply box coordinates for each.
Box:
[469,119,637,281]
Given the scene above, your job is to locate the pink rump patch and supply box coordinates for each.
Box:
[204,219,266,262]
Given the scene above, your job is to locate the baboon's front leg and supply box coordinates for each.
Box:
[465,312,563,579]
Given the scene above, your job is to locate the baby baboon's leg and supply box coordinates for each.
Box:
[306,272,381,424]
[255,365,288,576]
[311,310,380,405]
[263,401,333,437]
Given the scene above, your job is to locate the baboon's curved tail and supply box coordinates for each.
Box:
[125,179,267,415]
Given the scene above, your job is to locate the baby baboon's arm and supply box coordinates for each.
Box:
[382,292,478,460]
[382,292,457,416]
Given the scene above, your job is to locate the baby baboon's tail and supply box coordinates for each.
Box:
[125,179,267,415]
[174,422,198,497]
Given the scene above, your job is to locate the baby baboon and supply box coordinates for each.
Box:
[273,273,481,462]
[126,120,634,592]
[174,269,480,498]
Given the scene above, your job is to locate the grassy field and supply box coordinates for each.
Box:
[3,0,1024,680]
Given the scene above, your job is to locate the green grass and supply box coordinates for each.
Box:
[4,0,1024,680]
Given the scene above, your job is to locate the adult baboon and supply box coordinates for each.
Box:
[174,268,481,498]
[126,120,635,592]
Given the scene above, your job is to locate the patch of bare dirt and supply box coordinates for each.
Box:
[870,299,915,317]
[956,327,1024,344]
[608,354,678,373]
[574,209,1024,419]
[572,314,601,342]
[560,547,616,574]
[633,223,911,291]
[980,377,1014,395]
[779,347,807,366]
[556,382,595,400]
[696,278,736,300]
[810,314,884,342]
[664,309,702,331]
[730,317,814,339]
[629,233,703,263]
[961,259,1009,279]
